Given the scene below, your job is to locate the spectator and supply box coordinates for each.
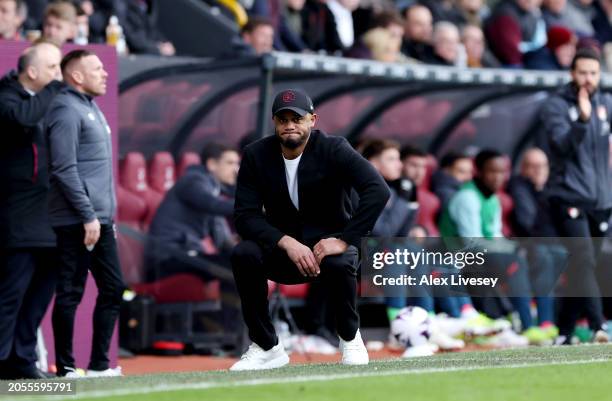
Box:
[400,145,428,188]
[42,1,77,46]
[0,41,63,380]
[276,0,308,52]
[241,16,274,55]
[456,0,486,26]
[485,0,547,67]
[301,0,344,54]
[362,139,423,320]
[565,0,595,37]
[431,151,473,210]
[346,10,405,59]
[507,148,562,338]
[420,0,466,25]
[361,27,411,62]
[592,0,612,45]
[45,49,125,378]
[0,0,26,41]
[145,143,240,281]
[116,0,175,56]
[462,24,501,67]
[145,143,242,340]
[541,0,570,28]
[540,47,612,344]
[507,148,553,236]
[327,0,359,49]
[525,25,577,69]
[428,21,462,66]
[401,4,435,62]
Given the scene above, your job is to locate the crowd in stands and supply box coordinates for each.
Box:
[1,0,612,70]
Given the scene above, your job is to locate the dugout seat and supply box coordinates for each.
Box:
[177,152,201,178]
[148,152,176,195]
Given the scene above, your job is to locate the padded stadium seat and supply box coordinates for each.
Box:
[497,155,515,237]
[416,189,441,236]
[422,155,438,191]
[116,185,148,229]
[177,152,201,178]
[148,151,176,194]
[119,152,164,227]
[498,190,515,237]
[132,274,220,303]
[267,282,310,300]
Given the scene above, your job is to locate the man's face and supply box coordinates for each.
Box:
[208,151,241,186]
[43,15,76,46]
[481,157,507,192]
[462,26,484,61]
[273,110,317,149]
[555,42,576,68]
[403,155,427,186]
[449,158,474,183]
[0,0,20,39]
[244,25,274,55]
[286,0,305,10]
[28,44,62,91]
[521,150,549,190]
[435,28,459,63]
[405,7,432,43]
[544,0,566,13]
[387,22,404,43]
[370,148,403,181]
[68,54,108,97]
[571,58,600,94]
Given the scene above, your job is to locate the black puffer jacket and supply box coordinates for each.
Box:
[541,83,612,210]
[0,71,64,248]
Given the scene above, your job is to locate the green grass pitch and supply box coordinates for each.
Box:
[5,344,612,401]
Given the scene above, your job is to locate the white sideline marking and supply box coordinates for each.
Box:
[5,357,611,401]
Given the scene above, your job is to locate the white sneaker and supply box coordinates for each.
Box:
[429,329,465,350]
[229,342,290,371]
[593,330,610,343]
[86,367,123,377]
[401,343,437,358]
[61,367,85,379]
[339,329,369,365]
[486,329,529,348]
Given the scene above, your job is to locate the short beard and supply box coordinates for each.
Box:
[277,131,308,149]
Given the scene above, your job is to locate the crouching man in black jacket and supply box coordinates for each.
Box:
[229,89,389,371]
[541,47,612,344]
[0,42,63,380]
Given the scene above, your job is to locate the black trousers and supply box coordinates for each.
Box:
[0,248,57,369]
[550,203,611,336]
[52,224,125,374]
[231,240,359,350]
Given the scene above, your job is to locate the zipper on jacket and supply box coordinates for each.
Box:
[31,143,38,183]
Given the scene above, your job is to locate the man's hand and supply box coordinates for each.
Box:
[278,236,320,277]
[578,86,592,122]
[313,238,348,265]
[84,218,101,248]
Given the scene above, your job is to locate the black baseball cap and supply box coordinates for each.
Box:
[272,89,314,117]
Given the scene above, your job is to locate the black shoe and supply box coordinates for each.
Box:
[9,366,54,380]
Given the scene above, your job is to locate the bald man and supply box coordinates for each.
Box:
[401,4,435,61]
[0,41,63,380]
[508,148,552,236]
[45,50,124,378]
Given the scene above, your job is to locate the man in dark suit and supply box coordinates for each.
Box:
[230,89,389,371]
[0,42,63,380]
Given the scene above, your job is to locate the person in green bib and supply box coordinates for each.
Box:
[439,149,549,344]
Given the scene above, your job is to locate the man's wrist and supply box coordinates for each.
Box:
[277,235,292,250]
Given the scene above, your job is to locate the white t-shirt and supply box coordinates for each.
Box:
[283,153,302,210]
